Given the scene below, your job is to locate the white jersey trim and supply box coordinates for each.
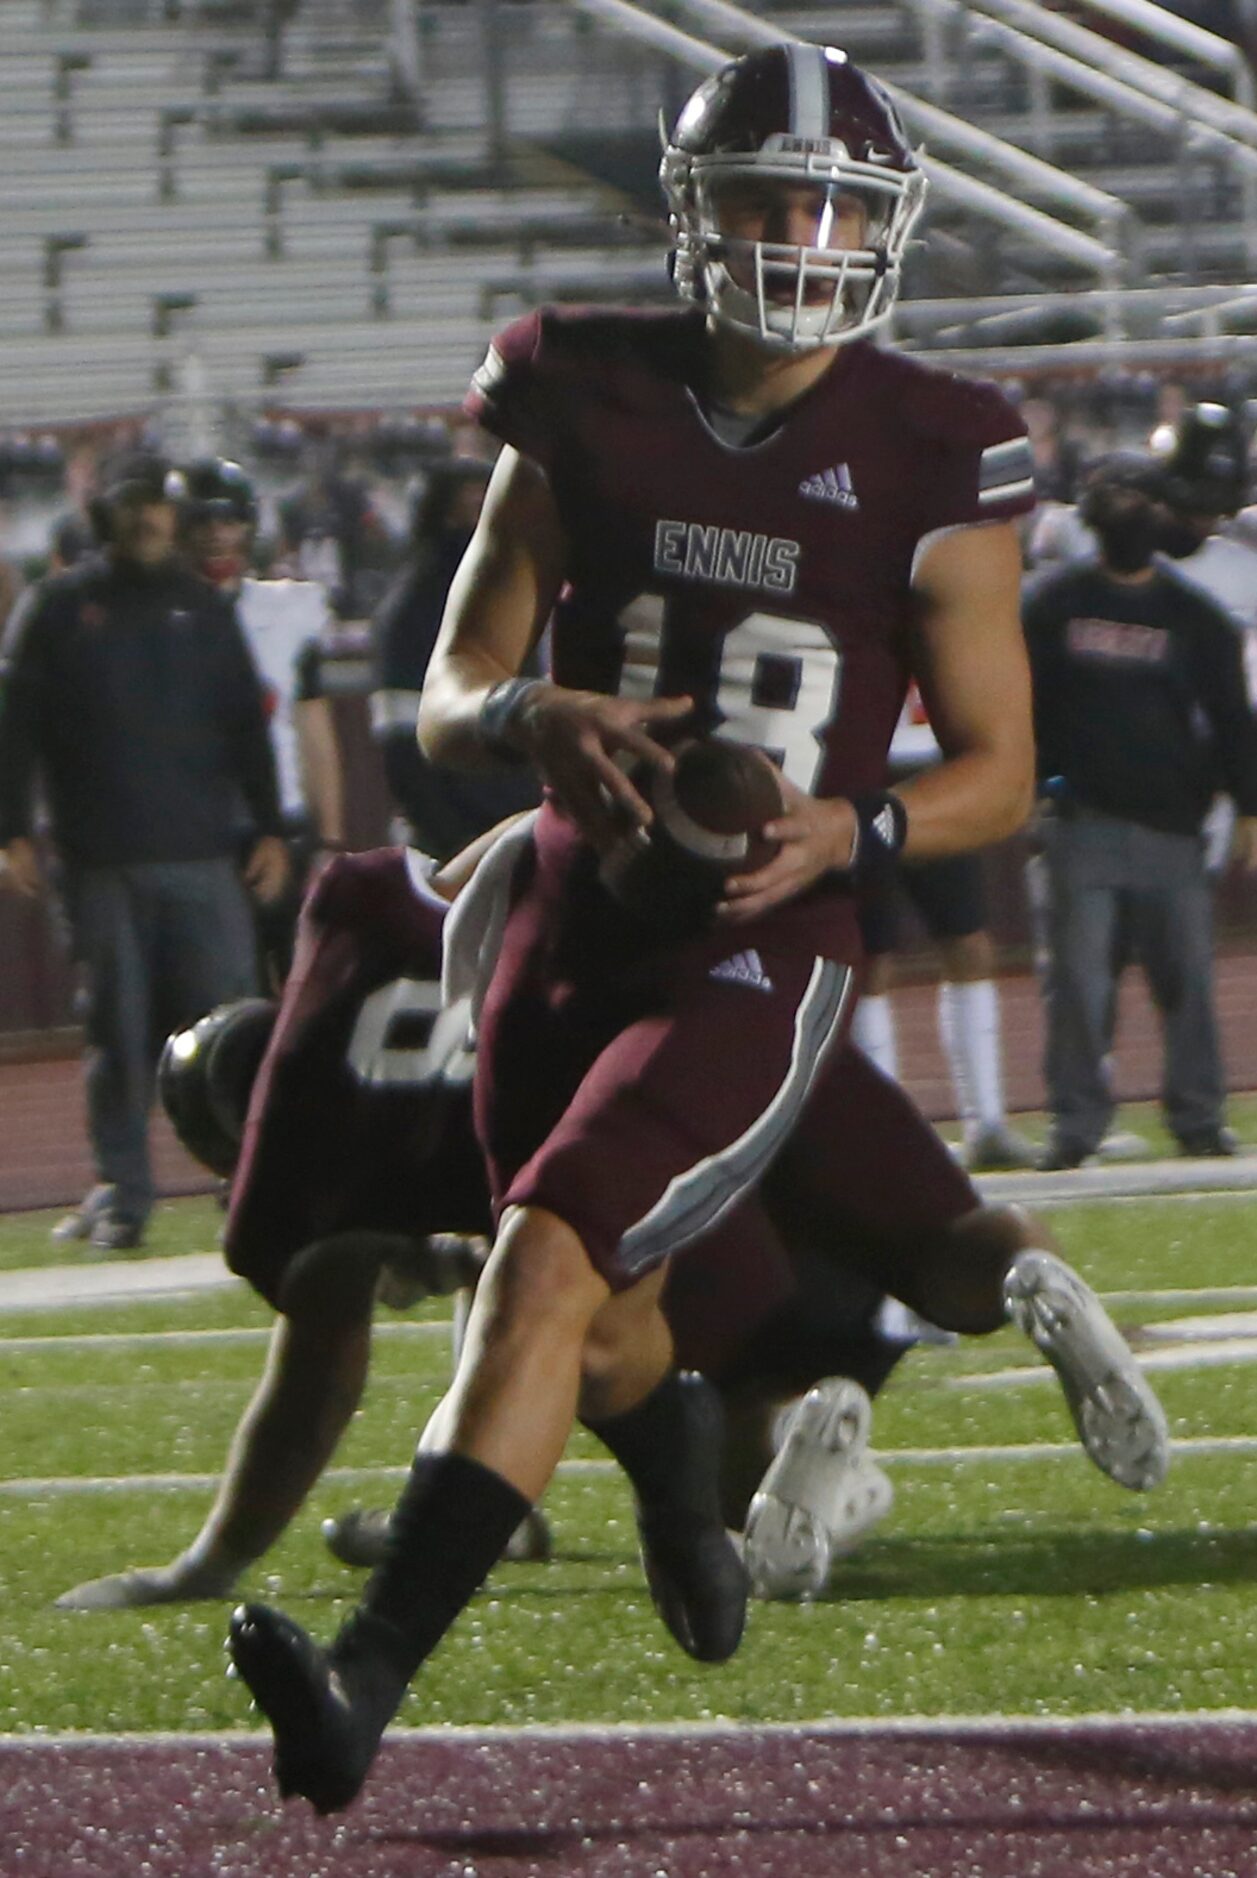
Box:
[440,810,540,1031]
[617,958,853,1276]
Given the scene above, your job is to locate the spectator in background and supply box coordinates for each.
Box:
[0,451,289,1251]
[47,512,95,576]
[370,458,538,860]
[0,543,22,637]
[851,684,1035,1172]
[181,456,346,987]
[1024,451,1257,1170]
[275,438,383,618]
[1147,402,1257,875]
[1149,400,1256,637]
[1023,395,1083,505]
[42,442,103,579]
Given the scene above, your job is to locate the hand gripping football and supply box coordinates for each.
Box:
[601,736,784,933]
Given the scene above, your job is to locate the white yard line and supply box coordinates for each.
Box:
[3,1288,1257,1353]
[0,1319,450,1352]
[7,1433,1257,1495]
[956,1337,1257,1386]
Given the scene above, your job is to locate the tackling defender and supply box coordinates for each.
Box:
[55,816,915,1616]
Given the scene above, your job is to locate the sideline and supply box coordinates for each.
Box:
[3,1159,1257,1317]
[0,1706,1253,1747]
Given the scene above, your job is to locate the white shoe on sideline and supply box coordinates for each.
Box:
[963,1124,1038,1172]
[1003,1250,1170,1491]
[1096,1131,1153,1163]
[743,1379,893,1601]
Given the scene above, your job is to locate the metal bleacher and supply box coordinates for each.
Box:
[0,0,665,424]
[3,0,1257,426]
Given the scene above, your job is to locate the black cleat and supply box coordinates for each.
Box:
[637,1503,748,1663]
[635,1374,748,1664]
[227,1603,385,1814]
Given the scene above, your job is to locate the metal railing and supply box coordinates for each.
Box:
[912,0,1257,266]
[560,0,1125,279]
[1069,0,1253,109]
[962,0,1257,146]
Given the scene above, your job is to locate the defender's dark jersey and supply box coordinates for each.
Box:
[224,848,489,1308]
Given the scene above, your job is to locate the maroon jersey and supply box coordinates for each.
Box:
[224,848,489,1309]
[467,307,1032,794]
[467,306,1032,958]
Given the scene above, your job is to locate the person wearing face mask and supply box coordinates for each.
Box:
[369,455,539,860]
[1022,451,1257,1170]
[1145,404,1257,879]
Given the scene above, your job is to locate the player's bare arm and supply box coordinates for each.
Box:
[721,522,1033,923]
[893,519,1035,852]
[295,696,347,848]
[419,446,691,847]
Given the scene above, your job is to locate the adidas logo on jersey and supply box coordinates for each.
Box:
[710,949,774,993]
[798,463,859,510]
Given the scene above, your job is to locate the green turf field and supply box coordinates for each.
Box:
[0,1180,1254,1736]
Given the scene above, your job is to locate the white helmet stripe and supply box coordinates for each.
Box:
[787,42,829,141]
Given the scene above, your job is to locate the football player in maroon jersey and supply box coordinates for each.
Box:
[226,44,1169,1814]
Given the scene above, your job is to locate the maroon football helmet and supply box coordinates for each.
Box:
[661,43,925,353]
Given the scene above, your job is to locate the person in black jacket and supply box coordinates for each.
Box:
[1023,451,1257,1169]
[369,457,538,859]
[0,450,290,1249]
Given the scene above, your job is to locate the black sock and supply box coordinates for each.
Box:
[584,1370,724,1520]
[335,1451,531,1686]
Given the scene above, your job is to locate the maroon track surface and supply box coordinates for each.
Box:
[3,1719,1256,1877]
[0,1055,214,1213]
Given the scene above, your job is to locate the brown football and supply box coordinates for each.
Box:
[653,737,784,878]
[600,737,784,933]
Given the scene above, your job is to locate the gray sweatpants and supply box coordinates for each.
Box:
[63,858,259,1224]
[1039,810,1225,1151]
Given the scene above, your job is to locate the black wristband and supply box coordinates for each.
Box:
[478,678,544,762]
[847,791,908,883]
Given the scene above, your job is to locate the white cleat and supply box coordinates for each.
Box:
[742,1379,893,1601]
[1003,1249,1170,1491]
